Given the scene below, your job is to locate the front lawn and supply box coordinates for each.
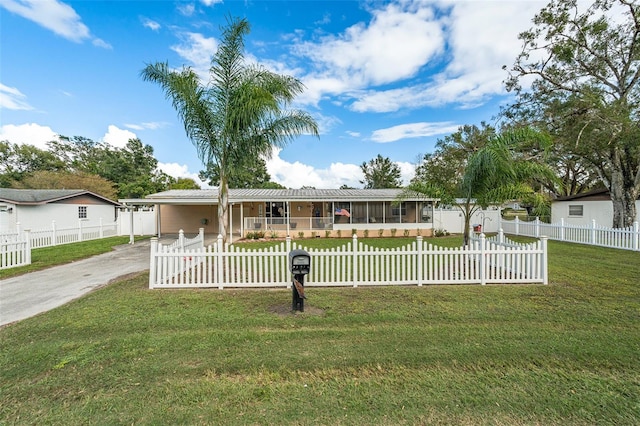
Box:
[1,237,638,425]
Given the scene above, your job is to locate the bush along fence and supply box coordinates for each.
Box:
[501,217,640,252]
[149,233,548,289]
[0,230,31,270]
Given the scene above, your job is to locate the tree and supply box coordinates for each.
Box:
[142,16,318,242]
[407,128,553,245]
[505,0,640,227]
[12,170,118,200]
[0,141,65,186]
[199,155,272,188]
[360,154,402,189]
[48,136,172,198]
[169,177,201,190]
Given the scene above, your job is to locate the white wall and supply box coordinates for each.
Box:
[6,204,116,232]
[432,208,501,234]
[552,200,640,227]
[117,210,157,236]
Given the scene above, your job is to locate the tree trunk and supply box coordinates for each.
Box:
[609,147,639,228]
[218,177,229,245]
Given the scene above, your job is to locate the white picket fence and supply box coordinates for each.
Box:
[149,233,548,289]
[0,219,119,270]
[0,231,31,269]
[15,219,119,249]
[501,217,640,252]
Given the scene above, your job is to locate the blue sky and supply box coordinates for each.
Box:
[1,0,548,190]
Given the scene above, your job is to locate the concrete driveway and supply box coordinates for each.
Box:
[0,240,151,327]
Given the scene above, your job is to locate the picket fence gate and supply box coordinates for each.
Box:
[149,233,548,289]
[501,218,640,252]
[0,230,31,269]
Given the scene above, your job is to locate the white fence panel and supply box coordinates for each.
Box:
[0,230,31,270]
[150,234,548,289]
[502,218,640,252]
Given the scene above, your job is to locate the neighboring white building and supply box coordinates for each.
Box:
[0,189,121,233]
[551,188,640,227]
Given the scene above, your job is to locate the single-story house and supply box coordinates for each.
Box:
[551,188,640,226]
[120,188,438,241]
[0,188,121,234]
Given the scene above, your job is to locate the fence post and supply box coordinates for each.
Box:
[99,218,104,238]
[52,220,57,246]
[24,229,31,265]
[198,227,204,244]
[216,234,223,289]
[149,237,158,289]
[633,222,639,252]
[535,217,540,238]
[352,234,358,287]
[498,228,504,244]
[514,217,520,236]
[591,219,597,245]
[416,236,423,286]
[178,229,185,250]
[78,220,83,242]
[480,233,486,285]
[540,236,548,285]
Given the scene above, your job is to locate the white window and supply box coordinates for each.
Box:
[78,206,87,219]
[568,205,583,217]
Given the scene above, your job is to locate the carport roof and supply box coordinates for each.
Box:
[120,188,435,205]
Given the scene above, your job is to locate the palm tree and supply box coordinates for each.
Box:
[406,128,554,245]
[141,17,319,243]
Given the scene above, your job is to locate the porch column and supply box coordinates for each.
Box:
[240,203,244,238]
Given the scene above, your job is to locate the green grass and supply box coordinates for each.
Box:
[1,237,639,425]
[0,236,138,280]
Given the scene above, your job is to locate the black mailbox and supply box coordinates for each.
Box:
[289,249,310,312]
[289,249,310,275]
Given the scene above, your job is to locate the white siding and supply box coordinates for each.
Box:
[552,200,640,227]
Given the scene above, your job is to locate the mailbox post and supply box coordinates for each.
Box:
[289,249,310,312]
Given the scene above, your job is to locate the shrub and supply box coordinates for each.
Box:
[325,230,331,238]
[337,230,342,238]
[434,228,450,237]
[403,229,410,237]
[352,229,357,237]
[297,231,305,239]
[390,228,397,237]
[363,229,369,238]
[378,229,384,237]
[269,230,279,239]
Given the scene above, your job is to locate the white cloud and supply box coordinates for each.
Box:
[170,32,218,81]
[200,0,222,6]
[124,122,169,131]
[0,123,58,149]
[286,0,545,113]
[158,162,210,188]
[266,148,363,189]
[142,18,161,31]
[101,125,137,149]
[396,161,415,186]
[177,3,195,17]
[0,0,89,42]
[92,38,112,49]
[371,122,460,143]
[0,83,33,110]
[295,2,444,88]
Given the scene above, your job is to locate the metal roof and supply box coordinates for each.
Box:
[0,188,120,206]
[121,188,435,205]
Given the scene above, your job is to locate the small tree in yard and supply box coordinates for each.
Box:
[407,128,554,245]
